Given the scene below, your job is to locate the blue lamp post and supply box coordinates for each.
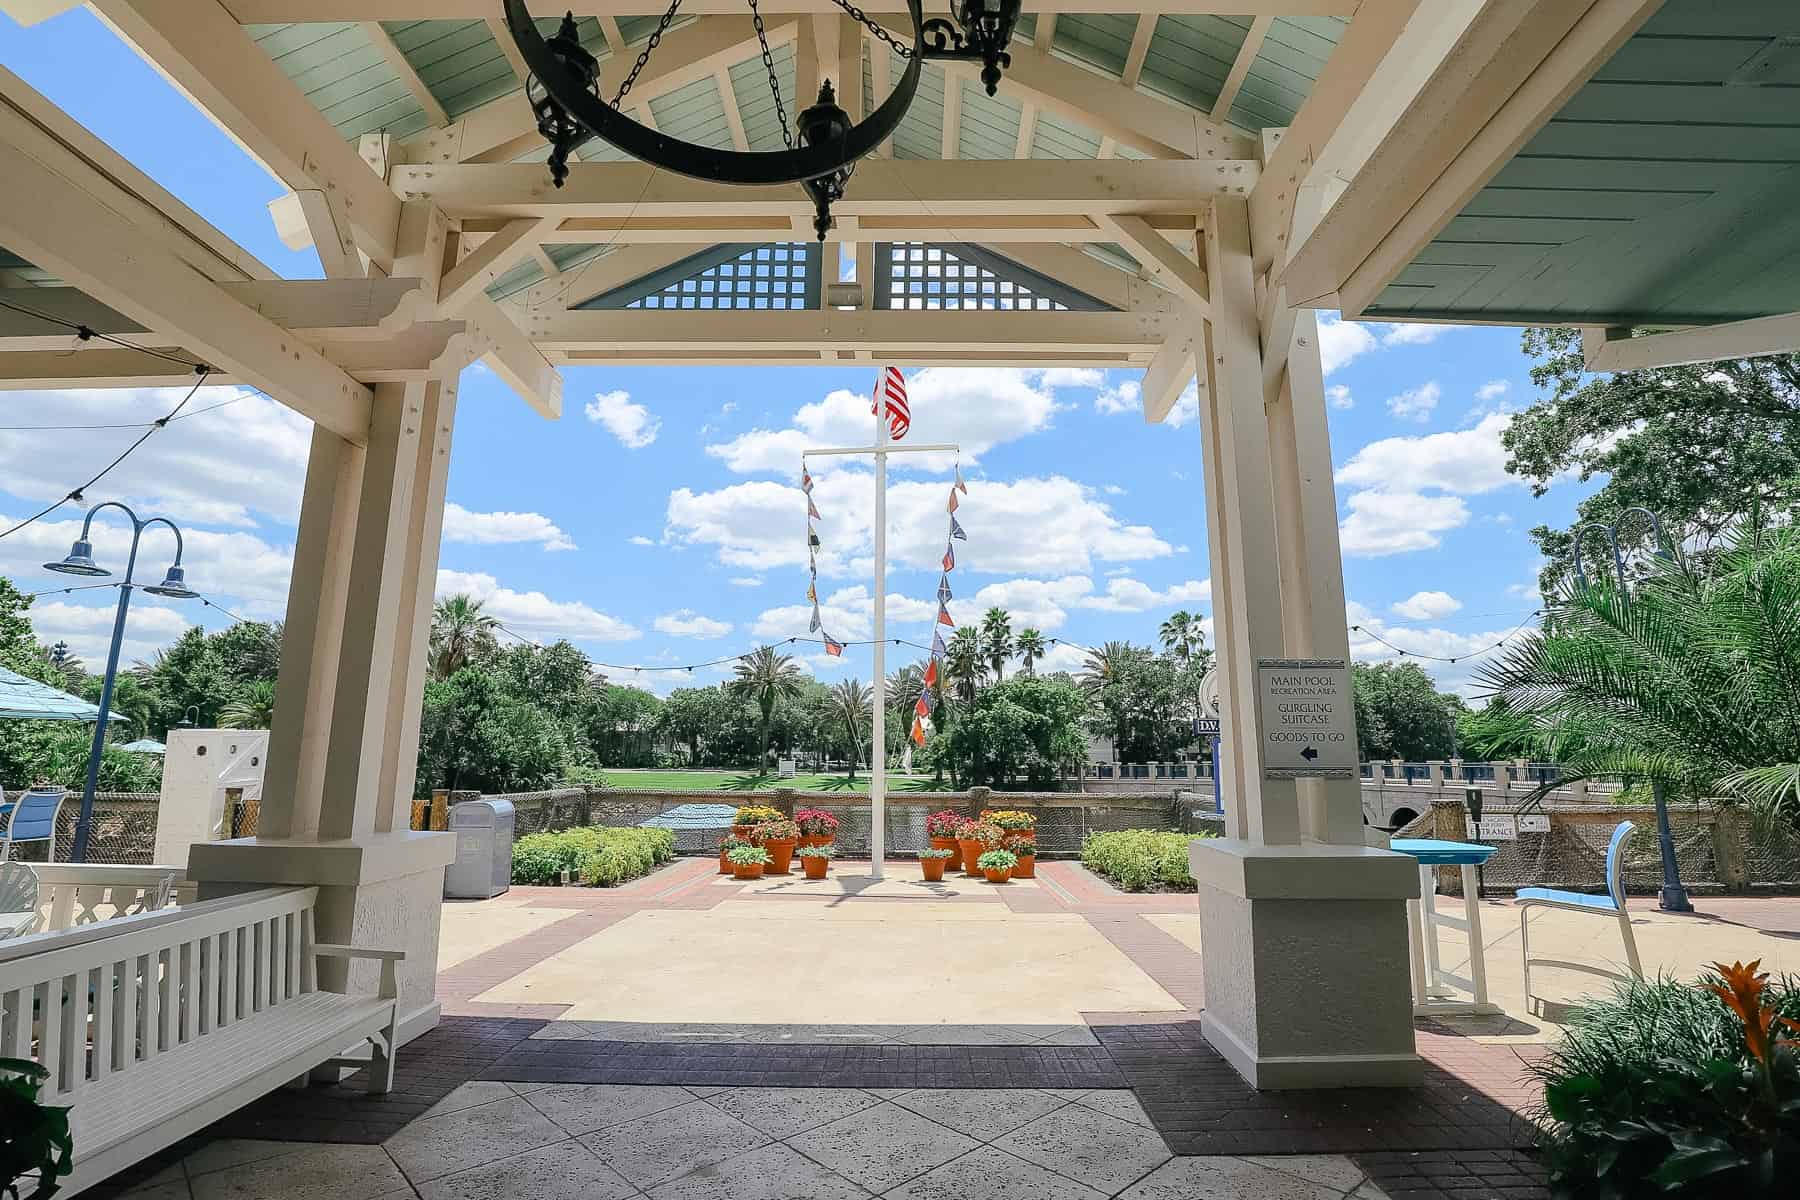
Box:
[44,501,199,863]
[1572,508,1693,913]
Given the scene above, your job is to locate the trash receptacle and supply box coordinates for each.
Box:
[444,798,514,899]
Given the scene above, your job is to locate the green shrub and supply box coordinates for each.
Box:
[1531,969,1800,1197]
[1082,829,1211,892]
[511,826,674,887]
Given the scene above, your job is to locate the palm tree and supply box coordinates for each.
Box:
[1159,611,1202,663]
[830,678,874,779]
[981,607,1014,681]
[220,679,277,729]
[430,594,499,680]
[945,627,986,702]
[1016,628,1046,676]
[1079,640,1140,695]
[886,663,923,755]
[733,646,804,771]
[1477,522,1800,828]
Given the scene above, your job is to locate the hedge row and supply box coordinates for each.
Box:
[1082,829,1209,892]
[511,826,676,887]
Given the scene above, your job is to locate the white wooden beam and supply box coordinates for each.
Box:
[1096,135,1117,159]
[219,2,1362,17]
[868,30,892,156]
[460,293,563,419]
[598,15,629,54]
[401,17,793,165]
[716,67,751,151]
[1140,332,1198,423]
[396,159,1252,222]
[1330,0,1665,318]
[972,243,1162,313]
[941,73,963,159]
[1035,10,1058,52]
[486,16,532,84]
[835,13,865,118]
[1121,14,1156,88]
[0,347,237,389]
[1582,315,1800,372]
[295,188,362,278]
[361,21,449,128]
[1099,213,1209,311]
[0,126,370,440]
[438,218,554,309]
[94,0,401,268]
[1210,14,1270,118]
[518,242,712,310]
[1014,102,1039,158]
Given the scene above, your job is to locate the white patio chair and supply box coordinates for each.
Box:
[0,860,41,939]
[1517,819,1644,1013]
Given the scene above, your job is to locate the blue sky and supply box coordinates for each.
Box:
[0,9,1590,698]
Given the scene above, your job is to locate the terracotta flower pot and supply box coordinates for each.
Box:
[957,838,983,875]
[982,866,1013,884]
[763,838,797,875]
[732,861,766,880]
[920,857,947,882]
[798,833,833,852]
[929,835,960,859]
[1012,853,1036,879]
[802,856,830,880]
[718,847,734,874]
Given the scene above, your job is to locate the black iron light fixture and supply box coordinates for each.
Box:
[502,0,1024,238]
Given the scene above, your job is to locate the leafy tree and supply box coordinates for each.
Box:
[220,679,276,729]
[1507,328,1800,594]
[1477,521,1800,828]
[208,620,281,688]
[415,667,565,795]
[829,678,872,779]
[0,578,60,685]
[589,682,660,766]
[130,627,227,733]
[980,607,1013,681]
[732,646,803,770]
[1352,661,1460,761]
[429,594,499,680]
[1015,628,1046,676]
[654,687,720,765]
[944,626,985,702]
[943,677,1087,787]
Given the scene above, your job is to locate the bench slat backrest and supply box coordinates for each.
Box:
[0,886,319,1101]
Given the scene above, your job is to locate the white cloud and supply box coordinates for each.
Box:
[585,389,661,449]
[1381,323,1449,347]
[1095,379,1140,415]
[29,599,200,669]
[1336,412,1514,496]
[1391,590,1462,621]
[1476,379,1510,402]
[1077,577,1211,613]
[729,576,763,587]
[653,609,732,638]
[436,568,639,642]
[705,367,1071,476]
[1338,490,1469,557]
[1346,600,1519,699]
[1327,384,1353,410]
[666,472,1171,576]
[1386,380,1441,423]
[1036,368,1104,389]
[0,388,310,528]
[628,535,655,546]
[1317,314,1380,374]
[442,502,575,552]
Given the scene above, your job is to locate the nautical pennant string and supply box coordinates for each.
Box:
[803,459,828,637]
[912,449,968,747]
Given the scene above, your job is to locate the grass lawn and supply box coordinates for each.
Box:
[598,769,954,793]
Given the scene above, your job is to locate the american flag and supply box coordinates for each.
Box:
[872,365,910,441]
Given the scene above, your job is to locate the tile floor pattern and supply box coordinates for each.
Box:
[116,1082,1397,1200]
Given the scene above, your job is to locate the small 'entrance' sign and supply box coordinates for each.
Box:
[1255,658,1356,779]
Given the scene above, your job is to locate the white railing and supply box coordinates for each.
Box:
[27,864,183,934]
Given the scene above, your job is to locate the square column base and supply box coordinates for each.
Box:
[187,831,456,1047]
[1189,838,1424,1089]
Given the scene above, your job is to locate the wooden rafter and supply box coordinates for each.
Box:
[940,72,962,159]
[1210,14,1270,119]
[1121,14,1156,88]
[486,16,531,84]
[1014,102,1039,158]
[361,21,449,127]
[716,67,751,150]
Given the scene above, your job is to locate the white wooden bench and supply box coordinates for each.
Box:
[0,885,402,1196]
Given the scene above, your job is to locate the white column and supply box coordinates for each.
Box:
[869,393,888,878]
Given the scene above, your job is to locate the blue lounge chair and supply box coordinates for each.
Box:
[1517,820,1644,1012]
[0,786,66,861]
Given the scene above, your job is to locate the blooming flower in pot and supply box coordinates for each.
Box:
[797,843,835,879]
[984,809,1038,841]
[1002,831,1037,878]
[926,809,967,860]
[718,835,751,874]
[733,804,784,838]
[917,846,956,883]
[794,808,840,849]
[752,818,801,874]
[957,821,996,875]
[727,844,772,880]
[977,848,1018,884]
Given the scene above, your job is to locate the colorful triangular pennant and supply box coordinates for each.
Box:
[949,514,966,541]
[954,464,967,494]
[936,603,955,627]
[823,633,844,657]
[942,543,955,572]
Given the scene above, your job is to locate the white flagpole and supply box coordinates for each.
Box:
[870,381,889,879]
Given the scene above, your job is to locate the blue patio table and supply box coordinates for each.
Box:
[1391,838,1502,1017]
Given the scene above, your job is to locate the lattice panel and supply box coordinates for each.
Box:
[873,243,1114,311]
[627,244,819,310]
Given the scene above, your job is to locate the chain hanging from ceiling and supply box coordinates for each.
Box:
[503,0,1024,239]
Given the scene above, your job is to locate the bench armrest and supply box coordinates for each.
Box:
[313,943,405,999]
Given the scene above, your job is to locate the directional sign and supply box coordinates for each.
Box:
[1518,814,1550,834]
[1192,717,1221,737]
[1478,814,1519,842]
[1255,658,1357,779]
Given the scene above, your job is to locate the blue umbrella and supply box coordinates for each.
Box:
[0,666,101,721]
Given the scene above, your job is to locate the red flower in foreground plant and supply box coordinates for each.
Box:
[1707,959,1800,1070]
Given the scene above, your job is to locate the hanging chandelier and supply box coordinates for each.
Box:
[502,0,1024,238]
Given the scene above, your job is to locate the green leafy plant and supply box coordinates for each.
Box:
[720,835,751,853]
[796,843,835,859]
[1082,829,1211,892]
[917,847,957,860]
[0,1058,72,1200]
[511,827,675,886]
[1531,965,1800,1198]
[976,849,1018,871]
[727,844,772,866]
[751,818,799,842]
